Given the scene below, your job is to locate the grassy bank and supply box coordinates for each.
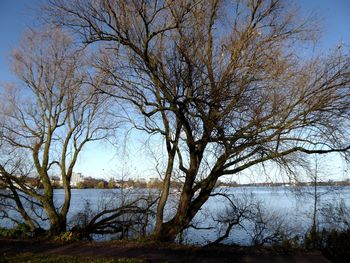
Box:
[0,238,331,263]
[1,253,142,263]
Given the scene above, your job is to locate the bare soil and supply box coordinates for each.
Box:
[0,238,331,263]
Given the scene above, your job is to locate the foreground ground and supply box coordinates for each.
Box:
[0,238,331,263]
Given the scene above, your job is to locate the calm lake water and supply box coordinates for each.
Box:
[2,186,349,245]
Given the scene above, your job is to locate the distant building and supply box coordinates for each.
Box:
[71,172,84,187]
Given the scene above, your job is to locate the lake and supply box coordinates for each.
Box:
[1,186,349,245]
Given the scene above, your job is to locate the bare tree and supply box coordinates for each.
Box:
[306,157,332,248]
[0,28,113,235]
[320,198,350,231]
[70,191,158,240]
[290,156,339,248]
[247,201,295,246]
[46,0,350,241]
[205,192,297,247]
[206,192,256,246]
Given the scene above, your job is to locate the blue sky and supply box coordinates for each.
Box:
[295,0,350,48]
[0,0,349,181]
[0,0,42,82]
[1,0,350,81]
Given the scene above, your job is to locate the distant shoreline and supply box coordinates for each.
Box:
[2,182,349,190]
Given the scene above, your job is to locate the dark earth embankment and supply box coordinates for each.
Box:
[0,238,331,262]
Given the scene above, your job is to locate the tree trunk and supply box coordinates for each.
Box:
[11,189,37,231]
[44,202,67,236]
[152,181,214,242]
[152,220,182,242]
[152,192,193,241]
[154,152,175,233]
[49,216,67,236]
[311,176,318,249]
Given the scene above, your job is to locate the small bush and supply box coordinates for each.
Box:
[0,224,30,239]
[304,228,350,263]
[54,231,79,242]
[322,229,350,263]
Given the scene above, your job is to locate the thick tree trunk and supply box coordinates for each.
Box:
[153,195,192,241]
[43,201,67,236]
[152,182,214,242]
[49,216,67,236]
[153,220,182,242]
[60,177,71,221]
[154,152,175,233]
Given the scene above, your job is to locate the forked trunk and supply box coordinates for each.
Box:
[44,203,67,236]
[152,220,182,242]
[152,184,213,242]
[49,216,67,236]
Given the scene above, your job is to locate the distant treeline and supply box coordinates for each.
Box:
[2,176,350,190]
[217,180,350,187]
[73,177,184,189]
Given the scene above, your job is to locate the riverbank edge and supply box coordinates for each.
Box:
[0,238,331,263]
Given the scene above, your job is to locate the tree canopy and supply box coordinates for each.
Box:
[46,0,350,241]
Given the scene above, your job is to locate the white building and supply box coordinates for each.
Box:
[71,172,84,187]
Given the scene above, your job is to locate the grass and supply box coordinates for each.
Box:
[0,253,144,263]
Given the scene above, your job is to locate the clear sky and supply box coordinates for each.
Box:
[1,0,350,79]
[0,1,349,181]
[295,0,350,49]
[0,0,42,82]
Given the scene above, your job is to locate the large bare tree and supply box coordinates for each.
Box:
[47,0,350,241]
[0,28,113,235]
